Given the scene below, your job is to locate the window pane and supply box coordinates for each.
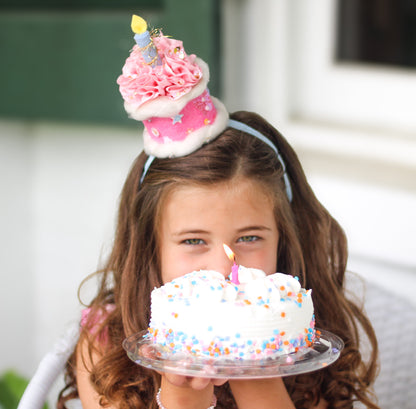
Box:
[0,0,162,9]
[0,0,220,124]
[336,0,416,68]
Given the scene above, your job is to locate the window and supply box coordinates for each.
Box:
[288,0,416,134]
[337,0,416,68]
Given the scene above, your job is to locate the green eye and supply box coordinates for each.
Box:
[184,238,204,245]
[238,235,259,242]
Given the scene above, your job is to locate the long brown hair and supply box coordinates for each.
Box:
[58,111,379,409]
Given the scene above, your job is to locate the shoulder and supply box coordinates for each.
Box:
[77,304,115,370]
[76,304,116,379]
[77,303,127,409]
[76,304,117,409]
[76,334,112,409]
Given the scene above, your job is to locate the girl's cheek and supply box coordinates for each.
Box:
[163,253,206,282]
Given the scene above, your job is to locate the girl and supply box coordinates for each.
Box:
[58,16,379,409]
[58,112,379,409]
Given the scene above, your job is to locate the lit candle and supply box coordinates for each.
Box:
[223,244,240,285]
[131,15,161,67]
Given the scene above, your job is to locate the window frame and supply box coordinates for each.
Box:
[287,0,416,135]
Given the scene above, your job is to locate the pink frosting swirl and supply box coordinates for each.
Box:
[117,35,203,108]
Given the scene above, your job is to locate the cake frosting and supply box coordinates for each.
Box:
[147,268,315,360]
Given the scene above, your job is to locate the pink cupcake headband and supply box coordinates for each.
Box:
[117,15,293,202]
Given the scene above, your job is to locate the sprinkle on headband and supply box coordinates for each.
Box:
[117,15,292,202]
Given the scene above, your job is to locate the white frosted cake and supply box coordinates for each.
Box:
[147,268,315,360]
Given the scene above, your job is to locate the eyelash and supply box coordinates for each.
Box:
[183,236,260,246]
[237,235,260,243]
[183,238,205,245]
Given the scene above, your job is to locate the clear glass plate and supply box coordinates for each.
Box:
[123,329,344,379]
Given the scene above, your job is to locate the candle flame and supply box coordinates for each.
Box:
[131,15,148,34]
[223,244,235,262]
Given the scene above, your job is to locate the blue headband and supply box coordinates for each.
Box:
[140,119,293,202]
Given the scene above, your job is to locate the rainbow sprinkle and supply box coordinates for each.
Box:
[147,270,315,360]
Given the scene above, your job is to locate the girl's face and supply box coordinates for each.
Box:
[159,178,279,284]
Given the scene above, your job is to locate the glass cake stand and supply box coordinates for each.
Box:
[123,329,344,379]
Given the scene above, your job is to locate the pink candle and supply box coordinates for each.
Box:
[223,244,240,285]
[231,260,240,285]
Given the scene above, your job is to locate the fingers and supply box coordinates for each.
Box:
[162,373,228,389]
[163,373,188,387]
[140,344,156,359]
[212,378,228,386]
[187,376,212,390]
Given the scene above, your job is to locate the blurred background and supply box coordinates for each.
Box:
[1,0,415,402]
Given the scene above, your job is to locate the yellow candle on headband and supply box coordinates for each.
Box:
[130,14,161,67]
[131,14,147,35]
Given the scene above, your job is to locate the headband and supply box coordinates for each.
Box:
[139,120,293,202]
[117,15,292,202]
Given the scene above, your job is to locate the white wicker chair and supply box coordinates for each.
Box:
[17,323,79,409]
[366,282,416,408]
[347,273,416,408]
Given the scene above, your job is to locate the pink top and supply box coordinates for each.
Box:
[81,304,116,343]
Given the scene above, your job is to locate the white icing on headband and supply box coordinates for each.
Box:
[118,16,292,202]
[140,119,293,202]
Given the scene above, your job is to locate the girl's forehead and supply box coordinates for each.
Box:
[160,178,275,230]
[169,176,270,198]
[164,178,271,208]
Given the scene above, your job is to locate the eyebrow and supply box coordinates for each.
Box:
[236,225,273,233]
[173,225,272,237]
[173,229,210,237]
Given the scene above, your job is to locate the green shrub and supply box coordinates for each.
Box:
[0,370,48,409]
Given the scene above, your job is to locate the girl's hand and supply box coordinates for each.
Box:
[229,377,296,409]
[163,372,227,390]
[159,373,226,409]
[142,344,227,407]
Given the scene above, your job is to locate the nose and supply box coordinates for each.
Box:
[205,246,233,278]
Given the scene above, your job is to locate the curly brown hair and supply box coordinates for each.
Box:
[58,111,379,409]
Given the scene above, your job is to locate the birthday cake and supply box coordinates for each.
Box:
[147,268,315,360]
